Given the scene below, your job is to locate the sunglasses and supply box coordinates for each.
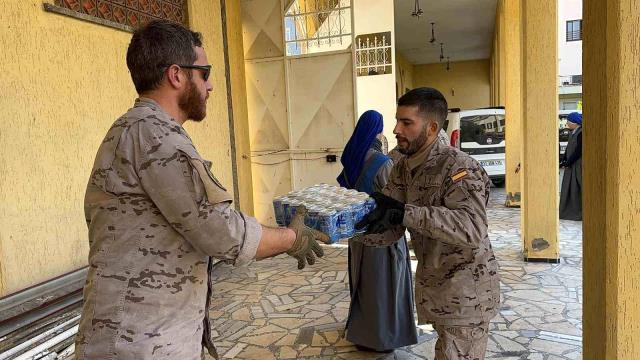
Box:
[165,64,212,82]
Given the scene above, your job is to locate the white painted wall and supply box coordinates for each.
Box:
[353,0,398,149]
[558,0,582,76]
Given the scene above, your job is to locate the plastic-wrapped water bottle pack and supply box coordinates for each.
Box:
[272,184,376,244]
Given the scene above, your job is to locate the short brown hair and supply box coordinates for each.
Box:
[397,87,449,129]
[126,20,203,94]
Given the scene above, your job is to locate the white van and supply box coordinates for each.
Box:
[445,107,506,186]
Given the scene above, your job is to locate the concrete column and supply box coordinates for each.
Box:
[490,32,499,107]
[353,0,397,148]
[504,0,522,207]
[497,0,506,106]
[583,0,640,358]
[521,0,559,261]
[223,0,255,215]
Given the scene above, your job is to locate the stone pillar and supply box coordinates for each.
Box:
[521,0,559,261]
[504,0,523,207]
[583,0,640,358]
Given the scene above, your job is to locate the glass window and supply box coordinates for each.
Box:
[460,115,505,147]
[566,20,582,41]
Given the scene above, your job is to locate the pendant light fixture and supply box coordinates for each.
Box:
[439,43,445,62]
[411,0,424,18]
[430,22,436,43]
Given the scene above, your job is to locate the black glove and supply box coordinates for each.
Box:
[355,192,405,234]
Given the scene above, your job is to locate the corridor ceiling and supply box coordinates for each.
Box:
[394,0,498,64]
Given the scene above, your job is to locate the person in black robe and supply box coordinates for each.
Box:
[337,110,418,353]
[560,112,582,220]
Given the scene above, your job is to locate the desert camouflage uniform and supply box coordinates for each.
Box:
[355,140,500,359]
[75,98,261,360]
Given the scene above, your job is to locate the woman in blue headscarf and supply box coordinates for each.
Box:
[338,110,418,353]
[560,112,583,220]
[337,110,389,192]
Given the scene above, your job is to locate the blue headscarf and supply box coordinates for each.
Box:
[337,110,384,188]
[568,112,582,126]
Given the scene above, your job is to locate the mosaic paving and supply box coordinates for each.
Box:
[207,188,583,359]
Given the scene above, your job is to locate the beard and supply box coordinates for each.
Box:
[397,123,429,155]
[178,79,207,122]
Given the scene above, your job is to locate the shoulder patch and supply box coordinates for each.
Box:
[451,170,469,183]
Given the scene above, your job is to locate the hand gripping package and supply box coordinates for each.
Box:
[272,184,376,243]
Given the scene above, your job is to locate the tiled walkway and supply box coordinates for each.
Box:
[208,189,583,359]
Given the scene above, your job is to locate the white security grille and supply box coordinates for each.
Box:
[355,32,392,76]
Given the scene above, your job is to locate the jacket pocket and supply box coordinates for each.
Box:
[415,174,444,206]
[176,145,233,205]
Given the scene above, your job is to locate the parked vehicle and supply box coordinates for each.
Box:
[559,109,581,162]
[445,107,506,186]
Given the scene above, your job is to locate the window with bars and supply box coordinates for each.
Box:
[566,20,582,42]
[48,0,188,31]
[284,0,352,56]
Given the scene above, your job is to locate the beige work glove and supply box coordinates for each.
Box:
[287,206,329,269]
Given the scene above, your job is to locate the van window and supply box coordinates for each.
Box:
[460,115,505,154]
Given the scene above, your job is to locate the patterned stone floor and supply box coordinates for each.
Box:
[208,188,583,359]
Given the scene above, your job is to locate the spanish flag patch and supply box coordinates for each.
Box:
[451,170,469,183]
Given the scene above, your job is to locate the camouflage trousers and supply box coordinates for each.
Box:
[433,323,489,360]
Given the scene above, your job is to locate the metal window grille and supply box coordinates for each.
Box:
[355,32,392,76]
[284,0,352,56]
[566,20,582,41]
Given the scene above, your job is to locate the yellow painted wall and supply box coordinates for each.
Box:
[396,51,414,98]
[492,29,498,106]
[225,0,255,215]
[413,59,491,110]
[490,10,497,105]
[0,0,234,296]
[497,0,506,107]
[489,0,506,108]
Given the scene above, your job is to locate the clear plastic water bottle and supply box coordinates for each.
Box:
[329,205,344,239]
[286,199,303,226]
[351,200,367,234]
[272,196,287,226]
[280,197,292,225]
[318,208,339,243]
[365,197,376,213]
[305,205,320,229]
[336,203,355,238]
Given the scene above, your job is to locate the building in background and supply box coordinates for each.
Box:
[558,0,582,110]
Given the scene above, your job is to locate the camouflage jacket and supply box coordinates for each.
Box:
[355,140,500,326]
[75,98,261,360]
